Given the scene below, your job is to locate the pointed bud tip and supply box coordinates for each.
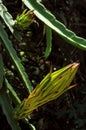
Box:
[72,62,80,68]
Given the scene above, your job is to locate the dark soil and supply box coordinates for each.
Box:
[0,0,86,130]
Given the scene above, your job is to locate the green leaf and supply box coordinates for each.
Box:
[0,0,15,33]
[5,79,21,104]
[0,21,33,93]
[44,25,52,58]
[0,54,4,89]
[0,88,21,130]
[0,0,22,40]
[22,0,86,50]
[4,80,36,130]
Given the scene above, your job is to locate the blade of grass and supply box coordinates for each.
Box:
[0,0,14,32]
[0,87,21,130]
[0,54,4,89]
[0,21,33,93]
[0,0,22,40]
[44,25,52,58]
[4,79,36,130]
[22,0,86,50]
[5,78,21,104]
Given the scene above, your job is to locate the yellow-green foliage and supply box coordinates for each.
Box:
[14,9,35,30]
[13,63,79,119]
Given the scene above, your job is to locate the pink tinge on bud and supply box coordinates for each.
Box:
[72,62,80,68]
